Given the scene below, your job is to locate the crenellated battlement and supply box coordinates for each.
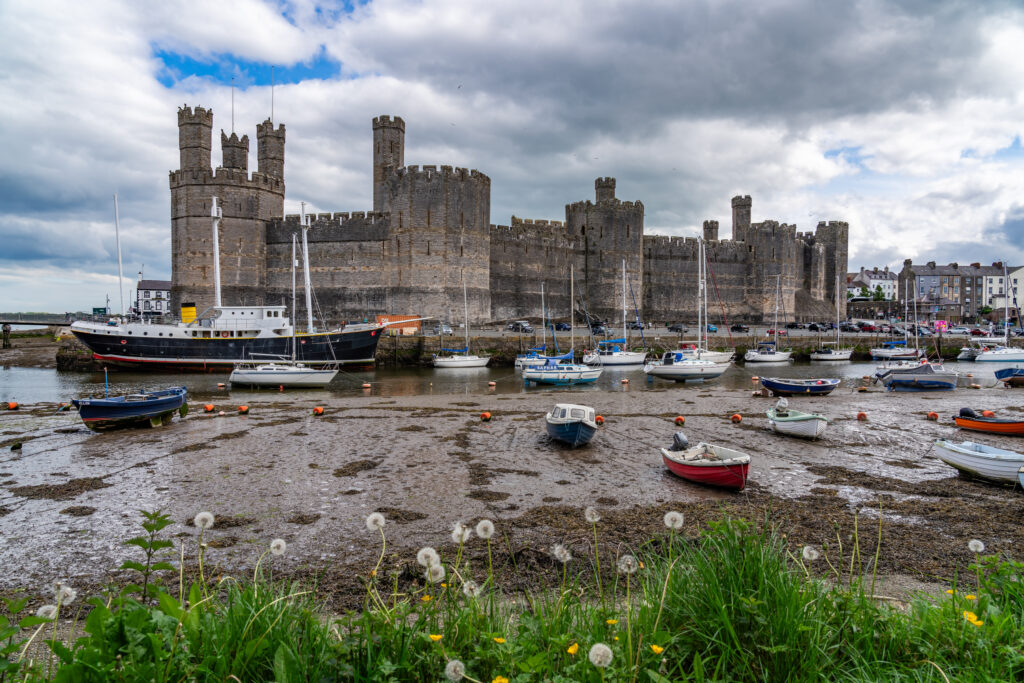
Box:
[565,199,644,211]
[393,165,491,184]
[373,115,405,130]
[168,168,284,193]
[178,105,213,126]
[267,211,389,244]
[510,216,565,229]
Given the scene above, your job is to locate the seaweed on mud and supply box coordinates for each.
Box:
[375,506,427,522]
[60,506,96,516]
[207,536,238,548]
[210,431,248,442]
[451,402,480,407]
[595,497,618,506]
[396,425,428,432]
[333,460,380,477]
[186,514,255,528]
[287,512,321,525]
[10,477,110,500]
[468,490,511,502]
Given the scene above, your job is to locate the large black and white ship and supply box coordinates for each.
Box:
[71,198,386,370]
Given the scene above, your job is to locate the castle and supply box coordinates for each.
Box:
[170,106,848,326]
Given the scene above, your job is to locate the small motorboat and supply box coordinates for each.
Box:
[766,398,827,439]
[229,362,338,387]
[934,440,1024,484]
[643,351,730,382]
[874,361,957,391]
[954,408,1024,435]
[545,403,598,447]
[676,343,735,363]
[523,358,602,386]
[870,340,923,361]
[72,386,188,431]
[994,367,1024,387]
[743,340,793,363]
[660,433,751,491]
[582,339,647,366]
[759,377,840,396]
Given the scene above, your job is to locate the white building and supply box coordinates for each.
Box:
[850,266,898,300]
[136,278,171,317]
[987,265,1024,309]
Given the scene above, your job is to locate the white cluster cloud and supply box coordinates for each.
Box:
[2,0,1024,312]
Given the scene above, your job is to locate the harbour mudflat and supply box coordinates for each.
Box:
[1,380,1022,609]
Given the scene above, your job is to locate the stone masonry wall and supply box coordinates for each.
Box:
[488,219,578,324]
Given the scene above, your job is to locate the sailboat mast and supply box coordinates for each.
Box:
[211,197,223,308]
[622,259,627,343]
[541,281,546,348]
[291,234,297,362]
[463,278,470,351]
[835,272,841,345]
[301,216,314,334]
[697,239,703,352]
[570,264,575,358]
[113,194,125,316]
[912,279,919,352]
[1004,264,1010,345]
[774,275,780,345]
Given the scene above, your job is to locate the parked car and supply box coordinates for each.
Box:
[591,324,608,336]
[627,321,644,330]
[508,321,533,333]
[858,323,877,332]
[948,326,971,335]
[430,323,454,335]
[766,329,788,336]
[785,322,804,329]
[706,324,718,333]
[877,324,892,333]
[730,323,750,333]
[807,322,826,332]
[970,328,992,337]
[667,323,688,333]
[554,322,572,331]
[839,322,859,333]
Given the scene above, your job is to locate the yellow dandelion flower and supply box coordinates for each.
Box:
[965,594,976,601]
[970,619,984,627]
[493,637,506,644]
[370,569,377,577]
[567,642,579,655]
[606,618,618,625]
[614,636,619,641]
[441,583,447,588]
[421,595,432,602]
[945,589,955,595]
[962,611,978,622]
[492,677,510,683]
[651,644,664,654]
[639,560,645,569]
[429,634,443,642]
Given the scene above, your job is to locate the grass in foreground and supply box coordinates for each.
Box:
[2,510,1022,682]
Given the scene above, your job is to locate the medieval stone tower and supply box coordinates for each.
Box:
[565,178,645,324]
[372,116,492,325]
[170,105,285,312]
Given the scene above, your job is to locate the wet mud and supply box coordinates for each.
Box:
[2,382,1023,611]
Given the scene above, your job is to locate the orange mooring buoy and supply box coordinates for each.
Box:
[217,382,226,388]
[488,381,496,387]
[480,412,492,422]
[313,406,324,416]
[6,402,19,410]
[621,378,629,384]
[675,415,685,426]
[730,413,742,423]
[857,386,868,393]
[238,406,249,414]
[595,415,605,425]
[203,404,215,413]
[751,376,759,383]
[362,383,372,389]
[857,412,867,421]
[927,411,939,421]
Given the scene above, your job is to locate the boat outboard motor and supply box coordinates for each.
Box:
[669,431,689,451]
[959,407,978,419]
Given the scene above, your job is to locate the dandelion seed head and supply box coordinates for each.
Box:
[36,604,57,619]
[451,521,471,544]
[552,543,572,564]
[193,511,215,530]
[462,580,482,598]
[588,642,613,668]
[427,564,446,583]
[54,583,76,605]
[444,659,466,681]
[475,519,495,540]
[365,512,385,531]
[417,546,440,568]
[269,538,287,556]
[584,506,601,523]
[617,554,638,575]
[663,511,684,530]
[802,545,820,562]
[968,539,985,553]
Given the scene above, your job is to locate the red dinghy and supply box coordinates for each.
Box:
[660,441,751,491]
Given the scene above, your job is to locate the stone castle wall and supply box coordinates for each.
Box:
[488,219,578,324]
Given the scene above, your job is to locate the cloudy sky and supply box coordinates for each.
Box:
[3,0,1024,312]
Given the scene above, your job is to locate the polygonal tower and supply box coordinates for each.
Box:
[373,115,405,213]
[731,195,752,242]
[257,119,285,178]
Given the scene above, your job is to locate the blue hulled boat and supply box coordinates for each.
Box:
[545,403,598,447]
[72,386,188,431]
[874,362,957,392]
[995,367,1024,387]
[760,377,840,396]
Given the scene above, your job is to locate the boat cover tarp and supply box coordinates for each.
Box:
[441,346,468,353]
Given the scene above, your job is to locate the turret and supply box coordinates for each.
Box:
[731,195,752,242]
[177,105,212,171]
[257,119,285,178]
[220,131,249,170]
[702,219,719,241]
[595,177,616,203]
[373,115,405,212]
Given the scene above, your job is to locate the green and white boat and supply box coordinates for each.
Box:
[766,398,828,439]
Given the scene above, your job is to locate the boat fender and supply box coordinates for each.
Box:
[362,383,372,389]
[971,384,981,390]
[857,412,867,421]
[217,383,226,388]
[218,411,226,416]
[751,376,759,383]
[595,415,605,425]
[670,431,689,451]
[982,410,995,417]
[238,406,249,414]
[279,385,284,392]
[674,415,685,426]
[959,407,978,418]
[730,413,742,423]
[927,412,939,421]
[480,412,492,422]
[488,381,496,387]
[313,406,324,416]
[815,380,823,385]
[203,404,215,412]
[967,373,973,378]
[857,386,868,393]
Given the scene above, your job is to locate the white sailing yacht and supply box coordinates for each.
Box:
[678,237,734,363]
[744,275,793,362]
[870,279,922,361]
[976,265,1024,362]
[433,280,490,368]
[583,260,647,366]
[810,273,853,360]
[230,209,339,387]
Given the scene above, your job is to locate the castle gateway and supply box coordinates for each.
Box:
[170,106,848,325]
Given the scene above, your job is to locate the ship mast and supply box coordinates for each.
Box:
[211,197,223,308]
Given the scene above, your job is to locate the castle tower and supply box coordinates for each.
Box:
[257,119,285,178]
[177,105,212,171]
[170,105,285,313]
[595,177,616,203]
[220,131,249,170]
[703,219,719,241]
[373,115,405,213]
[731,195,752,242]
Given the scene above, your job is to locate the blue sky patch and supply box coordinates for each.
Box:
[154,46,341,88]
